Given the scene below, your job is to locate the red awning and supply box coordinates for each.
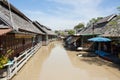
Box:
[0,28,12,36]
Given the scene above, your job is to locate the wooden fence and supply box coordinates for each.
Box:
[1,43,42,80]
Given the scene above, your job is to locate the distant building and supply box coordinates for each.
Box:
[33,21,57,46]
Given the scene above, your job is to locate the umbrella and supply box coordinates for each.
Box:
[88,36,111,42]
[88,36,111,50]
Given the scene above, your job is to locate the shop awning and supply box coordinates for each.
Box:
[0,28,12,36]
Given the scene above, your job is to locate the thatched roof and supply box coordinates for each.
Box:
[78,14,117,36]
[96,14,117,24]
[78,24,95,35]
[0,1,42,34]
[33,21,56,36]
[101,20,120,37]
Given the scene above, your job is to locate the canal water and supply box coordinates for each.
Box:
[39,43,86,80]
[12,42,120,80]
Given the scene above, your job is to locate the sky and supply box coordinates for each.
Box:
[9,0,120,30]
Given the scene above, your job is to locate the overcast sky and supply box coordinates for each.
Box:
[9,0,120,30]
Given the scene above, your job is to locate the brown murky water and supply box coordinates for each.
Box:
[12,42,120,80]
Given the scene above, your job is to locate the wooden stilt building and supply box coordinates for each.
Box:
[33,21,56,46]
[0,1,43,60]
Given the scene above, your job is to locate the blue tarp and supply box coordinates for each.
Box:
[95,50,120,64]
[95,50,110,57]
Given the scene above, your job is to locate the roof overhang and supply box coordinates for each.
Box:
[80,34,100,36]
[18,28,44,35]
[0,28,12,36]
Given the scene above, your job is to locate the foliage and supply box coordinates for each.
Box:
[74,23,84,30]
[96,17,103,21]
[55,30,59,34]
[0,55,8,69]
[89,18,97,23]
[67,30,75,35]
[55,30,59,35]
[61,32,65,36]
[89,17,103,23]
[86,17,103,27]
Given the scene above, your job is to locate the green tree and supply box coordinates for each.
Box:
[96,17,103,21]
[89,17,103,23]
[61,32,65,36]
[74,23,84,33]
[67,30,75,35]
[87,17,103,27]
[74,23,84,30]
[55,30,58,33]
[89,18,97,23]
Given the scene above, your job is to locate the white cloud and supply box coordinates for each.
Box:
[47,0,104,18]
[24,0,116,30]
[24,10,80,30]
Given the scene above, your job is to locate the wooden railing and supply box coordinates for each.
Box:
[1,43,42,80]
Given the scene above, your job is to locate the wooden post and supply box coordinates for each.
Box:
[13,57,17,75]
[7,65,10,79]
[98,43,101,51]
